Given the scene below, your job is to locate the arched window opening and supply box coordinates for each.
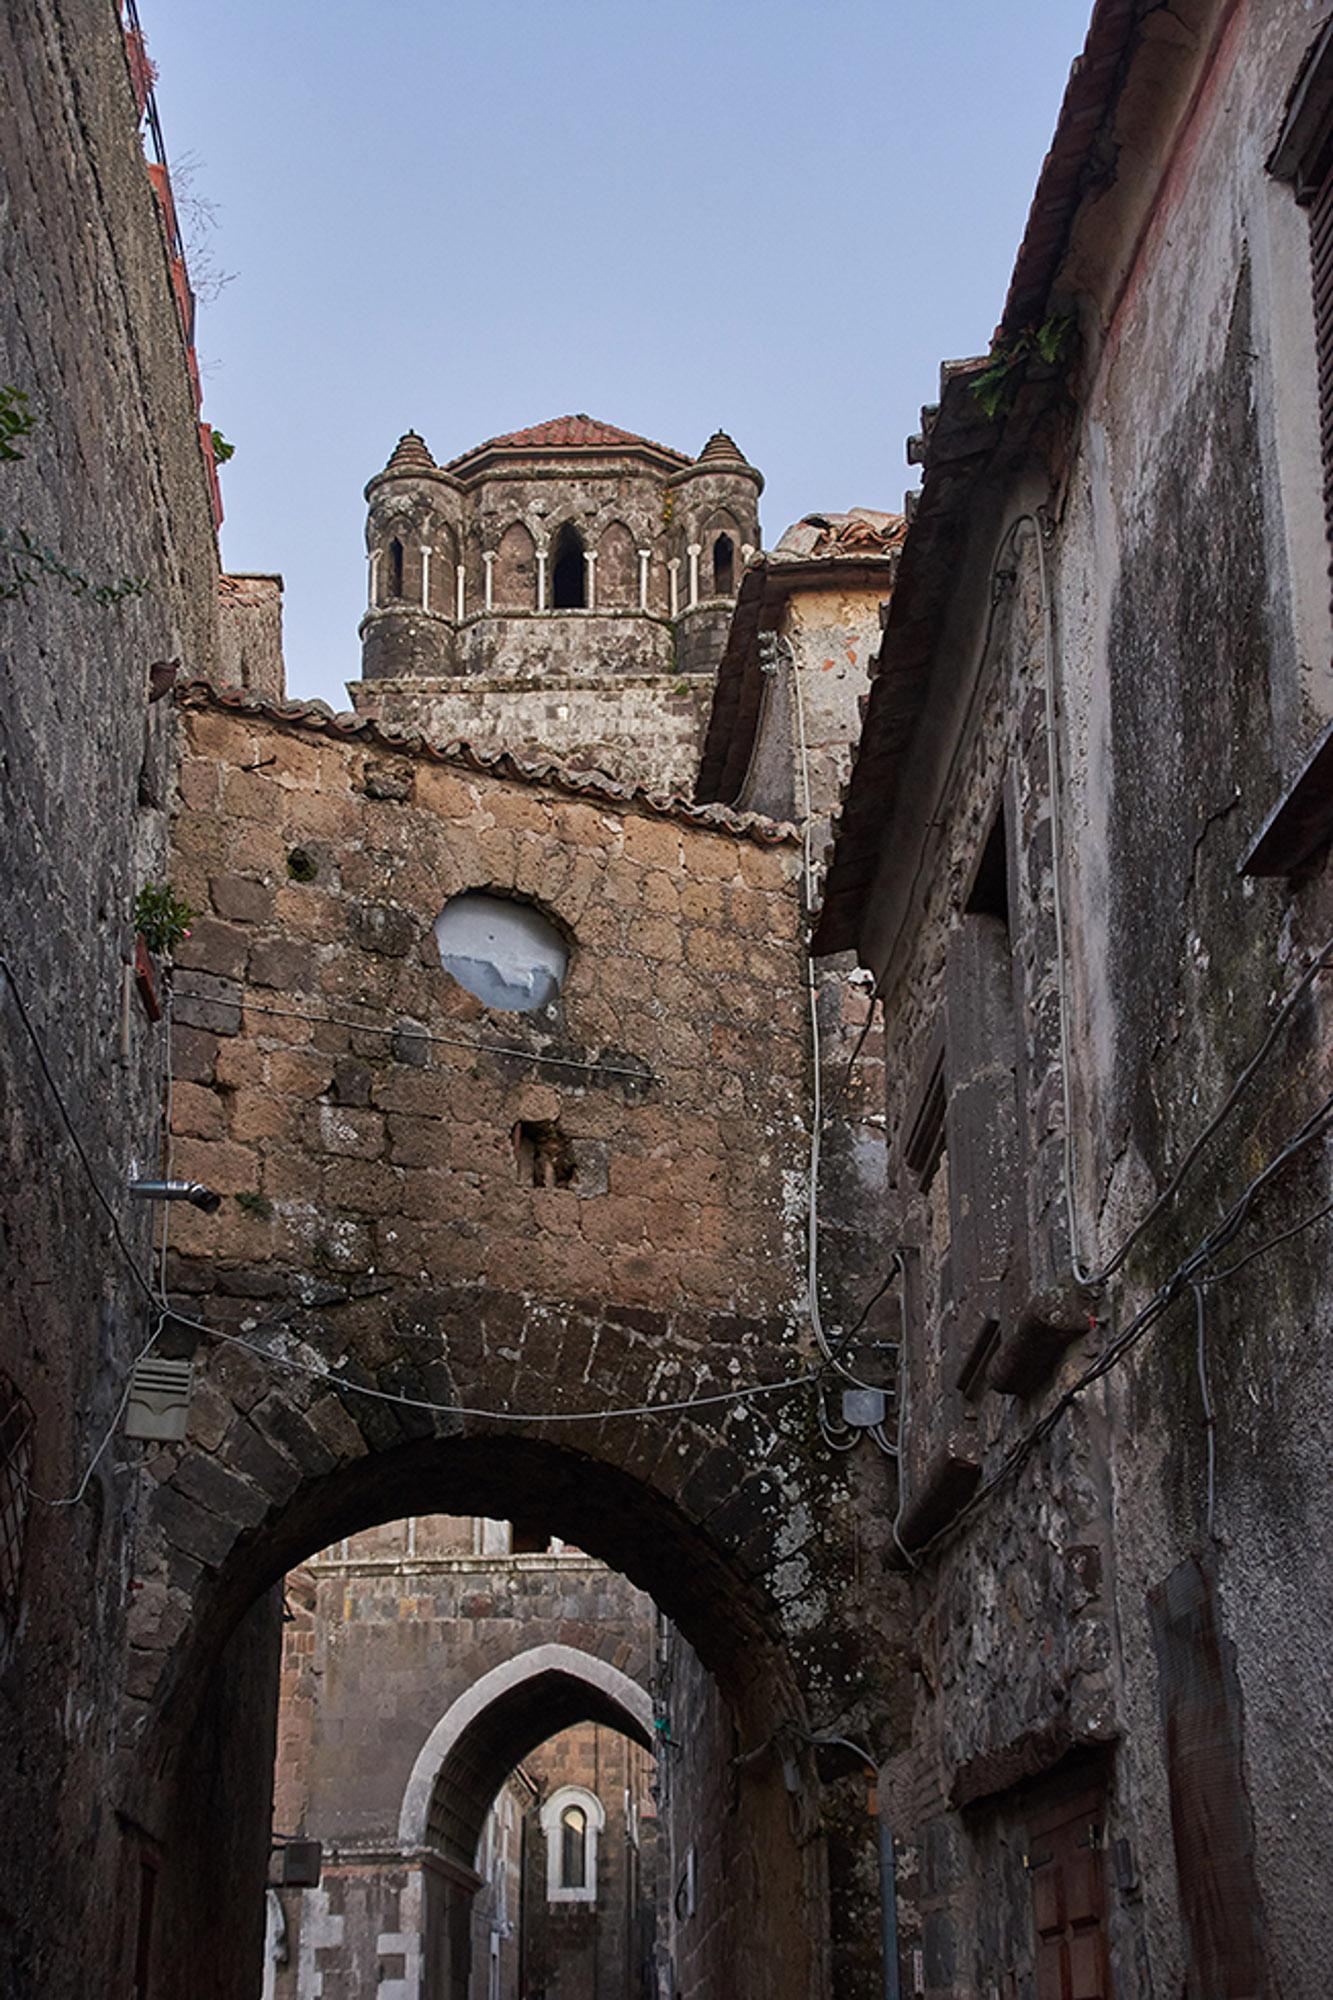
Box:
[551,523,585,609]
[434,892,569,1014]
[388,538,405,601]
[540,1784,605,1903]
[713,533,735,596]
[560,1806,587,1889]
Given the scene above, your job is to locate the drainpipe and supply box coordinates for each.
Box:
[801,1734,902,2000]
[875,1780,902,2000]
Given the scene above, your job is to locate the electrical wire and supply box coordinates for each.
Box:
[902,1092,1333,1561]
[786,636,892,1445]
[154,1311,822,1425]
[171,984,663,1087]
[0,954,157,1307]
[22,1314,166,1507]
[0,952,827,1469]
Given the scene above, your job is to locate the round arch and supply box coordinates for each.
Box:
[398,1643,653,1856]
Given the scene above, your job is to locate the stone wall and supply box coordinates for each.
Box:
[0,0,221,1992]
[348,670,717,797]
[265,1518,656,1999]
[218,572,286,699]
[118,681,906,2000]
[829,4,1333,1994]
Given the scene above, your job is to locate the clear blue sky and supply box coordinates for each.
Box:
[146,2,1089,708]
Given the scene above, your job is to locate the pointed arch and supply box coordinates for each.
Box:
[596,520,636,607]
[493,520,537,611]
[551,522,586,608]
[398,1644,653,1858]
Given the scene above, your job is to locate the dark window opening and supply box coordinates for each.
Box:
[561,1806,588,1889]
[514,1119,577,1189]
[551,523,585,609]
[904,1051,946,1190]
[387,538,405,600]
[712,533,735,595]
[510,1522,550,1555]
[965,804,1010,929]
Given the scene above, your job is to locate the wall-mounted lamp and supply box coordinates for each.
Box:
[129,1178,222,1214]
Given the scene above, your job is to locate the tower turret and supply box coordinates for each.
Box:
[667,431,764,673]
[359,432,463,683]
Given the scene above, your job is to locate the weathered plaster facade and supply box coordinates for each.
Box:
[818,3,1333,1994]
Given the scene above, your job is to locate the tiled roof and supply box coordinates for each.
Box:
[445,414,691,469]
[177,681,799,847]
[383,430,437,474]
[696,429,749,465]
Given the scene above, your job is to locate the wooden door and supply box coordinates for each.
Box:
[1026,1787,1112,2000]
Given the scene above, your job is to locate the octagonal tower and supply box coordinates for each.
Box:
[350,415,763,794]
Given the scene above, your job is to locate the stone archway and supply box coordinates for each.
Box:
[399,1644,653,1855]
[385,1645,655,1999]
[124,1394,839,2000]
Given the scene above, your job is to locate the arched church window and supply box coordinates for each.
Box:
[560,1805,587,1888]
[712,533,735,596]
[387,538,405,601]
[551,522,585,609]
[541,1785,603,1903]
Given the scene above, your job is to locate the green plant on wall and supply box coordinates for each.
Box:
[211,428,235,465]
[134,881,197,957]
[0,386,36,463]
[1,385,149,603]
[970,314,1077,422]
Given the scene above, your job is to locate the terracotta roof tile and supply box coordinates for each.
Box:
[444,414,691,470]
[177,680,799,848]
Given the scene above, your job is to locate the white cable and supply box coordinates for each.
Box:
[23,1314,166,1506]
[163,1312,818,1424]
[787,637,885,1417]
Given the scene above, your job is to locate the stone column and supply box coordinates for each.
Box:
[420,545,432,612]
[536,547,548,612]
[667,558,681,619]
[369,550,380,606]
[482,550,495,613]
[637,548,651,610]
[455,564,466,619]
[584,549,598,611]
[687,543,701,609]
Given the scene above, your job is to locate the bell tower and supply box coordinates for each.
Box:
[348,414,764,795]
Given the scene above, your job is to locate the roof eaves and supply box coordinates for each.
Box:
[176,680,799,848]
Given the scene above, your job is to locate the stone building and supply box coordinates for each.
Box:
[7,2,1333,2000]
[350,417,763,795]
[264,1516,658,2000]
[816,1,1333,1995]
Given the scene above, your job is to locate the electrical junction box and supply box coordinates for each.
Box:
[124,1353,195,1442]
[841,1387,887,1429]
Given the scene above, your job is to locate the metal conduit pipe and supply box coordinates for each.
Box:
[801,1733,902,2000]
